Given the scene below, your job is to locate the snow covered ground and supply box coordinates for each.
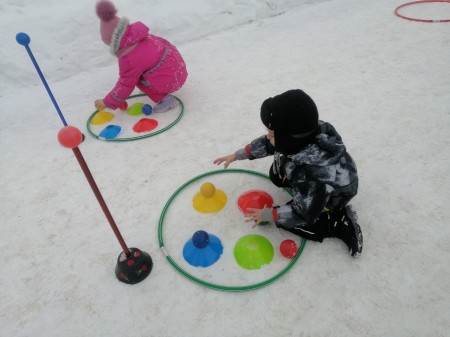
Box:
[1,0,449,336]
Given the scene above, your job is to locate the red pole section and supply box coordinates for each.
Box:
[72,147,131,257]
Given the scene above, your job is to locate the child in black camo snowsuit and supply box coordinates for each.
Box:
[214,89,363,257]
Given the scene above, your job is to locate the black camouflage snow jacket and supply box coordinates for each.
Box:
[242,121,358,229]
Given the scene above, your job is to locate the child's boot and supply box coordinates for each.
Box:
[329,205,363,257]
[153,95,178,113]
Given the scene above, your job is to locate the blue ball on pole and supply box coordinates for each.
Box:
[16,32,30,46]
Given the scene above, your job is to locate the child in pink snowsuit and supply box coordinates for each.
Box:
[94,1,188,113]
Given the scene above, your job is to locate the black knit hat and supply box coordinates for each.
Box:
[260,89,319,155]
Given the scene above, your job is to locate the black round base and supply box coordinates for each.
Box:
[115,247,153,284]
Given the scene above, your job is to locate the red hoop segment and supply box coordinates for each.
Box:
[395,0,450,22]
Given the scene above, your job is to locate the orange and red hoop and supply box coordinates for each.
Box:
[395,0,450,22]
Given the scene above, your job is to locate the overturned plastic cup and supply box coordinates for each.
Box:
[233,234,274,270]
[183,230,223,267]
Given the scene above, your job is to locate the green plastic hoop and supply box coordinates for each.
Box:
[158,168,306,291]
[86,93,184,142]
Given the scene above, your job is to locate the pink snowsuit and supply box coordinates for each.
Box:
[103,20,188,109]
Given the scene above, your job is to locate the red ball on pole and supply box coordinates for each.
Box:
[58,126,83,148]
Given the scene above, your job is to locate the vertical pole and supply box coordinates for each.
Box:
[16,33,153,283]
[72,147,131,257]
[22,43,68,127]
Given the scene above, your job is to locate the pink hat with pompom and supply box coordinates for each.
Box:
[96,0,120,45]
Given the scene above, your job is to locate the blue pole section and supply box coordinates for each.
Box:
[16,32,68,126]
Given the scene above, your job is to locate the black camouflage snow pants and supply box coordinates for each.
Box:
[269,162,355,242]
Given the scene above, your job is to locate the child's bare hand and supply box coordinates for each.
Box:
[245,208,264,228]
[95,99,106,111]
[213,153,237,168]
